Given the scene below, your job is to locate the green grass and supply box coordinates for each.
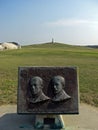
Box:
[0,43,98,107]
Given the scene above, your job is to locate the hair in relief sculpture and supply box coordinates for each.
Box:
[51,75,71,102]
[29,76,50,103]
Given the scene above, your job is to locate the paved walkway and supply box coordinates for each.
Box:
[0,103,98,130]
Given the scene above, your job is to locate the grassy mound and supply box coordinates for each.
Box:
[0,43,98,107]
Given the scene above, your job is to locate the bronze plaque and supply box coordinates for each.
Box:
[17,67,79,114]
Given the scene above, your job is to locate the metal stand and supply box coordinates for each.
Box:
[34,115,65,129]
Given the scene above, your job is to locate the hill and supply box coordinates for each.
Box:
[0,42,98,107]
[23,42,88,49]
[86,45,98,49]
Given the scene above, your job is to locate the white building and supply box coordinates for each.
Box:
[1,42,21,50]
[0,44,4,50]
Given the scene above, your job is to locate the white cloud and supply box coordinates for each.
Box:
[45,19,98,27]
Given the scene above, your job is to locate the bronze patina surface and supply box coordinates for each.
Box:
[17,67,79,114]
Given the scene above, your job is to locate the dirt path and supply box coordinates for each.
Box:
[0,103,98,130]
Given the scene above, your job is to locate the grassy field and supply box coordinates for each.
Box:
[0,43,98,107]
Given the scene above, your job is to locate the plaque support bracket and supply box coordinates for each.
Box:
[34,114,65,129]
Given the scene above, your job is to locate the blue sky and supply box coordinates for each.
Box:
[0,0,98,45]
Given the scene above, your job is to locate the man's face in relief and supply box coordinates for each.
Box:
[30,78,42,95]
